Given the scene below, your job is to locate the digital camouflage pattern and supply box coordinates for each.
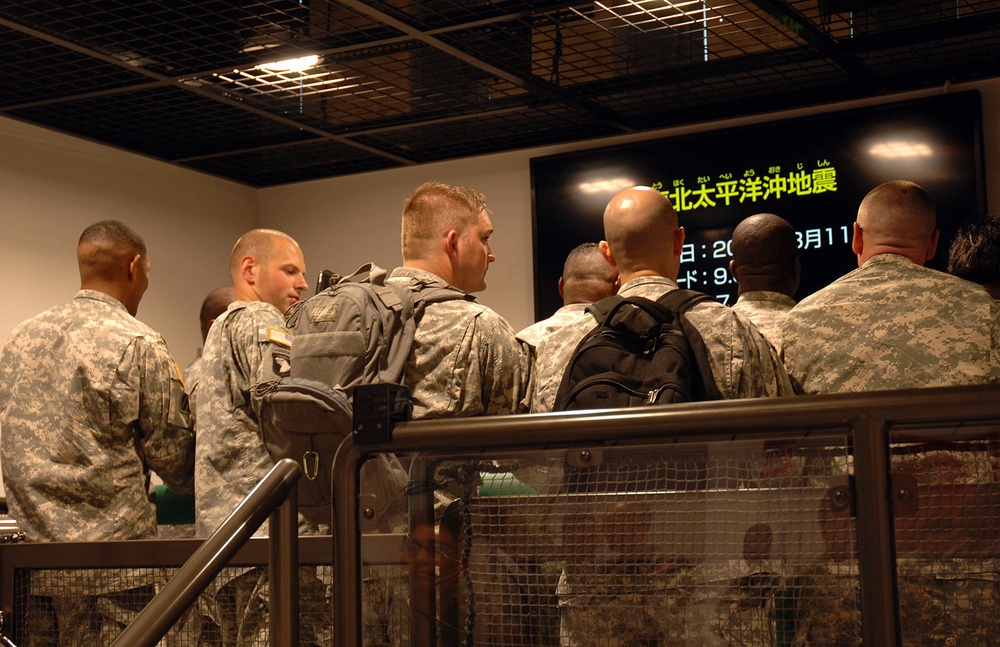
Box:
[194,300,292,537]
[182,353,205,428]
[0,290,194,542]
[387,267,532,419]
[516,303,591,348]
[780,254,1000,394]
[517,303,595,413]
[732,290,796,349]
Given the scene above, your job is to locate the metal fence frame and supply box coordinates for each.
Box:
[333,384,1000,647]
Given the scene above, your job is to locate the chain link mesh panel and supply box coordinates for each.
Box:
[369,435,862,646]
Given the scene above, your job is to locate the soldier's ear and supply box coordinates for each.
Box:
[445,229,460,260]
[240,256,257,285]
[127,254,142,281]
[924,229,940,262]
[598,240,617,267]
[852,222,864,257]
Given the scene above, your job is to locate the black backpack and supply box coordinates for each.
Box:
[553,289,720,411]
[256,263,470,527]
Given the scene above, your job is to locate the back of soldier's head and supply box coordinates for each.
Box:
[730,213,799,296]
[401,181,488,262]
[857,180,937,245]
[949,214,1000,299]
[602,187,679,276]
[560,243,618,305]
[77,220,146,284]
[199,286,237,341]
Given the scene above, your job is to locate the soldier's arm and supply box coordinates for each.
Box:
[246,309,293,417]
[479,313,533,415]
[134,336,196,494]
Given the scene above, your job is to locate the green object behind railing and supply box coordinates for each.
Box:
[154,486,195,525]
[479,472,537,496]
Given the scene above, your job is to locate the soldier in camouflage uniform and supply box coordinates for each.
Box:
[519,242,618,415]
[382,182,532,645]
[729,213,800,348]
[781,180,1000,645]
[194,229,320,647]
[387,181,532,420]
[553,187,793,646]
[781,180,999,394]
[0,220,195,644]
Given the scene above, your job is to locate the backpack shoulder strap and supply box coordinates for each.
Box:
[653,288,721,400]
[653,288,713,313]
[584,295,624,325]
[409,281,476,309]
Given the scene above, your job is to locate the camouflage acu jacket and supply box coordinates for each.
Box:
[780,253,1000,395]
[732,290,796,349]
[388,267,532,419]
[194,300,292,537]
[0,290,193,541]
[518,304,596,413]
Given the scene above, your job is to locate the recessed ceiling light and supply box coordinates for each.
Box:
[255,55,322,74]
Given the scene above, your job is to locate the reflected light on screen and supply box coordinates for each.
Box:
[578,177,635,194]
[868,141,934,158]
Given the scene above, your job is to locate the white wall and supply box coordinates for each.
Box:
[0,117,258,368]
[4,78,1000,503]
[260,78,1000,332]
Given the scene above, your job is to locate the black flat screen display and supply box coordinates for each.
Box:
[530,91,985,321]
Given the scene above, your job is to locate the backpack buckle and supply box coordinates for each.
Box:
[303,451,320,480]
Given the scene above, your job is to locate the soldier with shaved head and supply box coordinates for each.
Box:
[195,228,308,537]
[730,212,800,346]
[780,183,1000,643]
[781,180,999,394]
[556,187,792,647]
[194,228,322,647]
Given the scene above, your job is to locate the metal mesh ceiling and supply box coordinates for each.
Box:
[3,0,1000,187]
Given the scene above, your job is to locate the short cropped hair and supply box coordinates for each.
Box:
[78,220,146,257]
[401,181,489,260]
[229,229,296,281]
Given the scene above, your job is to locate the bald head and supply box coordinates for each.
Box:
[229,229,297,283]
[77,220,149,316]
[230,228,307,312]
[600,186,684,281]
[854,180,938,266]
[730,213,800,297]
[559,243,619,305]
[199,286,237,341]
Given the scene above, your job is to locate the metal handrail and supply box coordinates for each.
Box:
[333,383,1000,647]
[111,458,303,647]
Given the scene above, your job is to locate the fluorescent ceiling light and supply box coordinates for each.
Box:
[255,55,322,73]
